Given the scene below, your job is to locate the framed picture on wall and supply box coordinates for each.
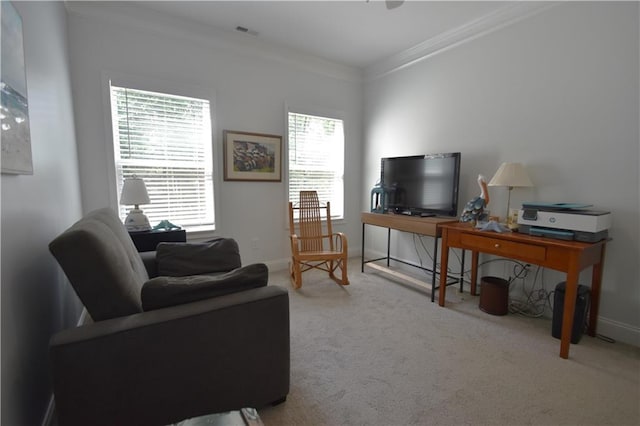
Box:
[223,130,282,182]
[1,1,33,175]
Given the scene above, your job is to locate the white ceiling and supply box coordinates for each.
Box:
[132,1,510,69]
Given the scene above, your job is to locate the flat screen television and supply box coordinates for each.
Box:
[380,152,461,217]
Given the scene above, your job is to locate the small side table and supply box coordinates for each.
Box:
[129,229,186,252]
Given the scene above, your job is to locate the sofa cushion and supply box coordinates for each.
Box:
[156,238,242,276]
[49,208,148,321]
[141,263,269,311]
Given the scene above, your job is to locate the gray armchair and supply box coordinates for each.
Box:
[48,208,289,426]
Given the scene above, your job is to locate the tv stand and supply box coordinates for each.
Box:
[361,212,458,301]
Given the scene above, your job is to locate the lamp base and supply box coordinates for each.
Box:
[124,208,151,232]
[506,208,520,230]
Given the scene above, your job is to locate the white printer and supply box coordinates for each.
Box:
[517,202,611,242]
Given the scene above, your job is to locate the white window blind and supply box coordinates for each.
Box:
[288,111,344,218]
[110,85,214,230]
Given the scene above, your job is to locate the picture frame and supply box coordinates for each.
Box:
[223,130,282,182]
[1,1,33,175]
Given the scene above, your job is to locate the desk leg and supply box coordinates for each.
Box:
[361,223,366,273]
[470,251,479,296]
[459,249,465,293]
[560,258,580,359]
[588,244,607,336]
[438,229,450,307]
[431,236,439,303]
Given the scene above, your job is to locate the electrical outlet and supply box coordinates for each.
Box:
[251,238,259,250]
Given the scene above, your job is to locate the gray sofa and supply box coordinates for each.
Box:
[48,208,289,426]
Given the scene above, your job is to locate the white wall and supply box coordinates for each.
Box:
[363,2,639,345]
[1,2,83,425]
[1,2,634,424]
[66,2,364,267]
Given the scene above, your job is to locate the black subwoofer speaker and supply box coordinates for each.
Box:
[552,281,590,344]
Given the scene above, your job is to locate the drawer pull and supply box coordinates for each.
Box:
[494,243,500,248]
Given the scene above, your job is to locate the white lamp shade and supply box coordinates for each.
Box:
[120,177,150,206]
[488,162,534,188]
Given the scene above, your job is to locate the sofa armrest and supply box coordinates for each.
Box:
[50,286,290,426]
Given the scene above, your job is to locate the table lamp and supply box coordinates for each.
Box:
[120,176,151,231]
[488,162,533,227]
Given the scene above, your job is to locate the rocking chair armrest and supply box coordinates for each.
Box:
[290,233,348,253]
[289,234,301,255]
[332,232,348,252]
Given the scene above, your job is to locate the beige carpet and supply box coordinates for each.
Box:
[259,259,640,426]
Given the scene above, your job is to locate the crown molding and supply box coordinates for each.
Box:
[365,1,560,82]
[65,1,362,83]
[65,1,559,84]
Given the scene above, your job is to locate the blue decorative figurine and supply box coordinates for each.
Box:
[460,174,490,224]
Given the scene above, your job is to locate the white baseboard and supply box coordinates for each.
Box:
[265,258,290,273]
[77,307,89,325]
[596,316,640,347]
[41,396,55,426]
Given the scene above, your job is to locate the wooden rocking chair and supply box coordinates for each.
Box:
[288,191,349,289]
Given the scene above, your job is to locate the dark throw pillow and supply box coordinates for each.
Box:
[141,263,269,311]
[156,238,242,277]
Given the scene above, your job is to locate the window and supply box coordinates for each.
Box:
[288,111,345,219]
[110,85,214,231]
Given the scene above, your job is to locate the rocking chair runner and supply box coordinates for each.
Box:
[288,191,349,288]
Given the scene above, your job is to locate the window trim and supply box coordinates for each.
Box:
[285,103,346,223]
[101,71,219,236]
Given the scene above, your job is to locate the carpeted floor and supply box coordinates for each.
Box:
[258,259,640,426]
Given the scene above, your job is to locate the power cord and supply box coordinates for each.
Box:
[596,334,616,343]
[508,264,554,317]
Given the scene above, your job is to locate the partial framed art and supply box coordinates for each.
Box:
[223,130,282,182]
[1,1,33,175]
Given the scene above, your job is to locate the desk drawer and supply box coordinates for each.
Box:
[460,233,547,262]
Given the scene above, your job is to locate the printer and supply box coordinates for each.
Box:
[517,202,611,242]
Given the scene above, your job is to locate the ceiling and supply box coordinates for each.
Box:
[132,1,510,69]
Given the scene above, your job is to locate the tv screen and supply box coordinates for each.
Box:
[380,152,461,217]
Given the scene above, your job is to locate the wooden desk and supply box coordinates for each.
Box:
[437,222,607,359]
[361,212,458,301]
